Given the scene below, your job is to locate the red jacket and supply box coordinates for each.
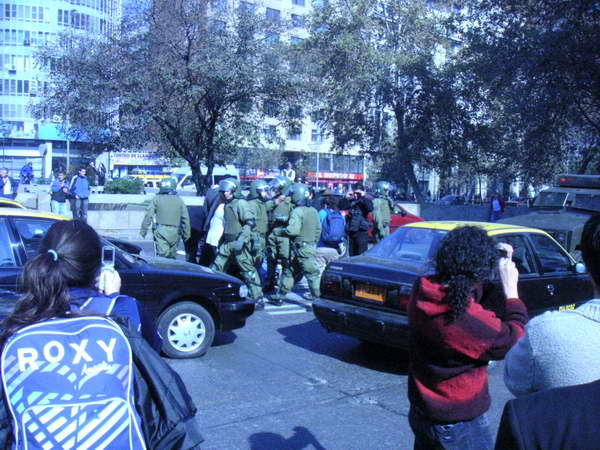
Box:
[408,276,528,423]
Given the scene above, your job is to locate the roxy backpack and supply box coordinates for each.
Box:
[1,310,146,449]
[321,209,346,246]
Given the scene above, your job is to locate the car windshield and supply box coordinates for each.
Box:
[366,227,448,266]
[573,194,600,212]
[535,191,568,207]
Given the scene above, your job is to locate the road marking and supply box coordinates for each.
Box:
[268,309,307,315]
[264,304,298,310]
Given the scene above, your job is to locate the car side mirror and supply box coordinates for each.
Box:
[575,262,586,274]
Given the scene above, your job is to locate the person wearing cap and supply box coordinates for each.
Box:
[372,181,394,242]
[211,178,266,308]
[140,177,191,258]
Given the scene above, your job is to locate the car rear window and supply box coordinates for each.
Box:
[367,227,447,265]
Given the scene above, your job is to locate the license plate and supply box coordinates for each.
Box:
[355,283,386,302]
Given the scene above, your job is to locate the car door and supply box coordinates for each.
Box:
[526,233,593,313]
[487,233,552,317]
[0,218,22,291]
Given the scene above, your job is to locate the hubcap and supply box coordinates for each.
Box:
[167,313,206,352]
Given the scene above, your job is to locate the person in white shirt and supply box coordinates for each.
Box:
[205,202,225,266]
[281,162,296,182]
[0,168,18,199]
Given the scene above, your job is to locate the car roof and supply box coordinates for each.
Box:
[0,208,67,221]
[404,220,550,237]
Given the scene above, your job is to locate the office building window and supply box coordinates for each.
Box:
[266,7,281,23]
[288,126,302,141]
[264,101,279,117]
[311,128,324,143]
[292,0,305,6]
[291,14,304,27]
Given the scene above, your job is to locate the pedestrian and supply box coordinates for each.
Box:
[0,168,18,200]
[68,167,90,222]
[97,161,107,186]
[270,183,322,307]
[87,161,98,186]
[265,176,293,293]
[372,181,394,243]
[247,179,271,302]
[140,177,190,259]
[0,219,203,448]
[503,214,600,397]
[333,183,345,195]
[50,171,70,216]
[316,195,345,275]
[185,205,207,264]
[19,162,34,185]
[407,226,528,450]
[281,161,296,182]
[489,193,505,222]
[199,184,222,266]
[210,178,267,308]
[495,379,600,450]
[339,183,373,256]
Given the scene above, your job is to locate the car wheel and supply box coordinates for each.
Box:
[158,301,216,358]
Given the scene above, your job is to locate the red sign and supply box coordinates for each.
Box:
[306,171,364,181]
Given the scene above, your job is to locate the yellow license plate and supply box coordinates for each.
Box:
[355,283,386,302]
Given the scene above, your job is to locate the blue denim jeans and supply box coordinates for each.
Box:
[50,200,69,217]
[409,407,494,450]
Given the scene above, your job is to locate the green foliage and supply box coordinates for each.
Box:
[34,0,305,194]
[104,178,144,194]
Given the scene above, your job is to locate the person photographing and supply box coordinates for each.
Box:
[407,226,528,450]
[339,183,373,256]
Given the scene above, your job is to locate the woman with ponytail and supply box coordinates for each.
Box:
[407,226,528,450]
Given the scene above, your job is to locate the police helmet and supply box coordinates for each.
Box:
[375,181,392,197]
[218,178,238,195]
[159,177,177,193]
[288,183,310,206]
[269,176,293,196]
[249,179,270,200]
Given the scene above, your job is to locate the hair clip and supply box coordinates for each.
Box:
[47,249,59,261]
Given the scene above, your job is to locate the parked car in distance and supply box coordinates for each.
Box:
[435,194,466,205]
[314,221,593,349]
[0,208,254,358]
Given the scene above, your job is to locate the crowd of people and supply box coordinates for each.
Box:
[139,172,397,311]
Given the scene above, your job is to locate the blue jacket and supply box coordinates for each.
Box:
[69,175,90,199]
[69,287,162,352]
[50,178,69,202]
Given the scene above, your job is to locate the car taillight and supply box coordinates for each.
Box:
[321,273,342,296]
[387,284,412,311]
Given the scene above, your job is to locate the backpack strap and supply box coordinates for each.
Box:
[80,295,120,316]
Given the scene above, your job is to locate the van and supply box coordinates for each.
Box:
[171,165,240,193]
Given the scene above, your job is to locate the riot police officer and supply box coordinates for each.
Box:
[372,181,394,242]
[247,179,271,276]
[265,176,293,293]
[210,178,266,309]
[271,183,322,307]
[140,177,191,259]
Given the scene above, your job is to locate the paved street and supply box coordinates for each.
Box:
[167,291,515,450]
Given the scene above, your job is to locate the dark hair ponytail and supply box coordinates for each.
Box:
[0,220,101,346]
[435,226,497,322]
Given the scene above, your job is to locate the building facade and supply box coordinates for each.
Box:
[0,0,121,178]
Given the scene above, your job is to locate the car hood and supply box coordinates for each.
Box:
[141,256,242,284]
[500,210,590,231]
[327,254,430,284]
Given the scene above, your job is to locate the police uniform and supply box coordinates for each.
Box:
[247,180,270,272]
[373,181,394,242]
[272,183,322,304]
[210,179,264,303]
[140,178,191,259]
[265,176,293,293]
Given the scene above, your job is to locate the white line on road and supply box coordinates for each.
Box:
[268,309,307,315]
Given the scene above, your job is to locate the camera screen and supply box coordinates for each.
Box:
[102,246,115,265]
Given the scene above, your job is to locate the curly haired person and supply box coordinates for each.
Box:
[407,226,528,450]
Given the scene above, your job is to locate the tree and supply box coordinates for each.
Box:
[34,0,304,193]
[304,0,453,201]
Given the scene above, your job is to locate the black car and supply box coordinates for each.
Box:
[0,209,254,358]
[314,221,594,348]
